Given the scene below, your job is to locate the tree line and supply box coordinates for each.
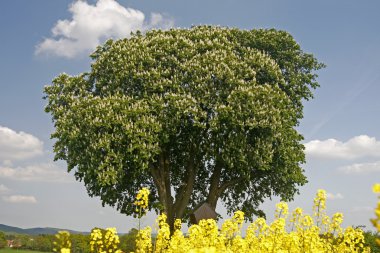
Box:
[0,229,138,253]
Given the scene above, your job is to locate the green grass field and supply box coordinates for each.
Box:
[0,249,48,253]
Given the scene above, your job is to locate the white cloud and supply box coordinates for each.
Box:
[0,163,74,183]
[0,184,10,195]
[338,161,380,174]
[304,135,380,160]
[2,195,37,204]
[0,126,43,161]
[326,192,344,200]
[2,160,13,167]
[35,0,174,58]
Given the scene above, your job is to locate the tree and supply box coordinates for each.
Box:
[0,231,6,249]
[44,26,324,230]
[119,228,138,253]
[70,234,90,253]
[33,235,54,252]
[13,234,30,249]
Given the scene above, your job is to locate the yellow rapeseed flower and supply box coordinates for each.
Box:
[373,183,380,193]
[275,202,289,219]
[58,188,374,253]
[53,231,71,253]
[371,183,380,246]
[134,187,150,210]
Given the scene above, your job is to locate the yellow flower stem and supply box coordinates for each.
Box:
[138,206,141,232]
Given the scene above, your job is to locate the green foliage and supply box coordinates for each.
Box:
[2,233,54,252]
[363,230,380,253]
[70,234,90,253]
[0,232,6,249]
[12,234,30,250]
[0,249,46,253]
[31,235,53,252]
[0,232,92,253]
[119,228,138,253]
[44,26,324,226]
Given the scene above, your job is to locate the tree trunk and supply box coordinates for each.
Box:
[151,147,199,233]
[151,150,242,233]
[173,147,197,220]
[206,159,222,209]
[150,152,175,232]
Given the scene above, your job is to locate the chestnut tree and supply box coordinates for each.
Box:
[44,26,324,230]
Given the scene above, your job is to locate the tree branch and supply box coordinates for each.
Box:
[217,179,241,196]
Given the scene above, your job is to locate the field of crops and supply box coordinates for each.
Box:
[47,188,379,253]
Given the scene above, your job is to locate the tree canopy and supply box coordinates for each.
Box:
[44,26,324,229]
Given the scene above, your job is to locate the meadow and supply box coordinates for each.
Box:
[0,249,47,253]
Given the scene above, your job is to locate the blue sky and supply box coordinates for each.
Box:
[0,0,379,233]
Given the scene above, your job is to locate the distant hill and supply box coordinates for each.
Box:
[0,224,88,235]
